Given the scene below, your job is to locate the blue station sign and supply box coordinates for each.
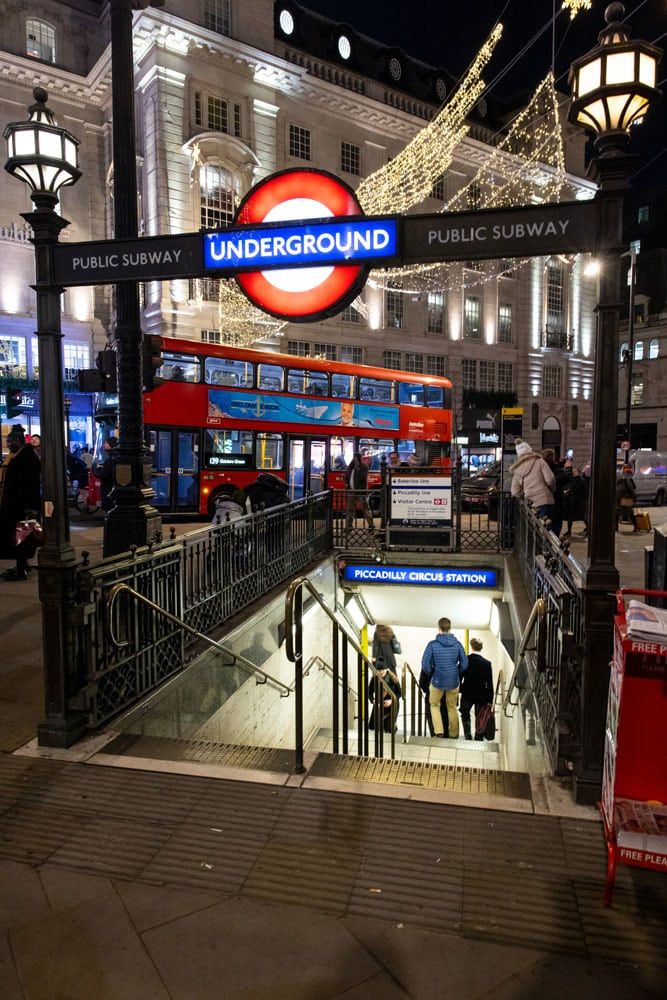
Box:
[203,217,399,272]
[343,565,499,587]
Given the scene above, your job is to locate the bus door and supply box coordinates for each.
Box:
[148,427,200,512]
[287,437,327,500]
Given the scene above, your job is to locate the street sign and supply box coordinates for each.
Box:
[53,233,201,286]
[401,200,598,264]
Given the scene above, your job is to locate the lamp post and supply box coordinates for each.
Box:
[568,2,661,802]
[4,88,87,746]
[623,244,638,464]
[103,0,163,557]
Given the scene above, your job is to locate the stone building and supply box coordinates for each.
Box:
[0,0,599,460]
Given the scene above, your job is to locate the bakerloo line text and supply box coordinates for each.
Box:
[427,219,572,244]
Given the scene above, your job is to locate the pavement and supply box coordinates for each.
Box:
[0,507,665,998]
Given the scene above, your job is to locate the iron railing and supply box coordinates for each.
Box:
[71,493,331,726]
[402,662,432,741]
[513,500,585,772]
[285,576,398,772]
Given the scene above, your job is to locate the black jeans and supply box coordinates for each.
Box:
[460,697,483,740]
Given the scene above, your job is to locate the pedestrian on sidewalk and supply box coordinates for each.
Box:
[94,436,118,511]
[563,466,589,538]
[459,638,494,740]
[615,466,639,532]
[421,617,467,739]
[345,451,374,531]
[510,440,556,527]
[0,425,41,581]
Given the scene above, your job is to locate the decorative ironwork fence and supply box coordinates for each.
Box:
[71,493,331,726]
[513,500,585,772]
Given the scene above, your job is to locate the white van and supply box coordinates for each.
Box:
[629,451,667,506]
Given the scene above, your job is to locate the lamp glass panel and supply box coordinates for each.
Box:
[639,52,657,87]
[606,93,634,130]
[41,164,58,189]
[6,133,15,157]
[14,128,37,156]
[53,168,73,190]
[577,98,606,132]
[21,163,43,189]
[625,93,649,127]
[577,57,601,96]
[605,51,636,86]
[38,129,62,159]
[64,137,77,166]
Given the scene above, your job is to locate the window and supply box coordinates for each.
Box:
[649,339,659,360]
[256,432,284,470]
[467,182,482,210]
[571,405,579,431]
[634,340,644,361]
[426,386,444,407]
[544,365,562,398]
[200,164,236,229]
[331,374,355,398]
[313,343,337,361]
[288,369,328,395]
[205,357,253,387]
[159,353,200,382]
[464,260,483,272]
[427,292,444,334]
[480,360,495,391]
[341,141,360,176]
[546,259,567,335]
[63,342,90,382]
[201,329,222,345]
[498,303,513,343]
[0,337,28,378]
[190,277,222,302]
[289,124,311,160]
[340,345,363,365]
[203,95,242,138]
[631,374,644,406]
[341,304,362,324]
[257,363,284,392]
[360,376,394,401]
[464,296,481,339]
[404,353,424,374]
[26,20,55,63]
[386,289,404,329]
[620,341,629,362]
[431,175,445,201]
[398,383,425,406]
[637,205,650,223]
[461,359,477,389]
[287,340,310,357]
[426,354,446,377]
[205,429,253,469]
[381,351,402,371]
[497,362,513,392]
[204,0,231,36]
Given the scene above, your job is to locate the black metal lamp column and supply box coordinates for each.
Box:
[104,0,161,556]
[4,89,87,746]
[568,3,661,803]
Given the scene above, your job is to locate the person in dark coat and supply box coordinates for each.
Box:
[94,436,118,511]
[563,466,589,538]
[541,449,567,538]
[0,425,41,580]
[615,466,639,531]
[369,626,402,732]
[345,451,374,530]
[459,637,494,740]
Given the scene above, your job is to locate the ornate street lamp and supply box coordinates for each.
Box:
[567,2,661,803]
[3,87,87,746]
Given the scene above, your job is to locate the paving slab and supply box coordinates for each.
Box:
[9,890,170,1000]
[478,951,666,1000]
[142,895,382,1000]
[38,865,114,912]
[0,930,23,1000]
[114,879,226,933]
[0,859,50,932]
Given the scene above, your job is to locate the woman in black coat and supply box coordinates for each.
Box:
[0,426,41,580]
[459,637,494,740]
[369,625,401,732]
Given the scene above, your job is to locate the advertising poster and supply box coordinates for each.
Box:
[206,390,399,431]
[389,475,452,527]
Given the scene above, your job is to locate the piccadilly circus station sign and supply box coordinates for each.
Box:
[203,169,397,321]
[52,168,602,322]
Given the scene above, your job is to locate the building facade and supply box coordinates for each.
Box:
[0,0,599,461]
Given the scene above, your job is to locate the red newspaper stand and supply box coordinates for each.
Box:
[600,589,667,906]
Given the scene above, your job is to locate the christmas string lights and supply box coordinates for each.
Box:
[562,0,592,20]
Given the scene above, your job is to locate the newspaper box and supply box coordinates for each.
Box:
[600,589,667,906]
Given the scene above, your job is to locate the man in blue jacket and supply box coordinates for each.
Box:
[421,617,468,739]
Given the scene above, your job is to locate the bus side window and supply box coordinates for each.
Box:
[359,377,394,402]
[426,386,444,407]
[205,358,254,387]
[256,432,284,470]
[331,374,354,398]
[258,364,284,392]
[398,383,425,406]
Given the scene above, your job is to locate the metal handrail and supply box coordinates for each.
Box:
[285,576,398,772]
[502,597,546,717]
[305,655,358,700]
[402,661,431,742]
[106,582,292,697]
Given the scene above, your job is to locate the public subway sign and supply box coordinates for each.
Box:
[52,233,202,286]
[343,565,499,587]
[401,200,598,264]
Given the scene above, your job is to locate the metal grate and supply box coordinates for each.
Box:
[309,753,531,799]
[100,734,295,773]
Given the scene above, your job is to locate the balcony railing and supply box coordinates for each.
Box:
[541,330,573,351]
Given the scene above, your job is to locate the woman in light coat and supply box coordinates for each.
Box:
[510,440,556,522]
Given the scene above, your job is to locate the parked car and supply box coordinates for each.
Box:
[627,451,667,506]
[461,462,502,512]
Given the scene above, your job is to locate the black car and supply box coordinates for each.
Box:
[461,462,502,513]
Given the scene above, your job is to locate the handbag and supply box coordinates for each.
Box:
[476,703,496,740]
[14,519,44,548]
[391,636,402,655]
[619,497,634,508]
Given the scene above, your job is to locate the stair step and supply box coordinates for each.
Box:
[407,735,499,752]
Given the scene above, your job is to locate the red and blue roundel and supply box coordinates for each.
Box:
[234,169,367,322]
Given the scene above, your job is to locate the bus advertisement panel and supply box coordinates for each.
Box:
[207,390,400,432]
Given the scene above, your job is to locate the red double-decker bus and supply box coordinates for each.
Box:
[118,338,452,516]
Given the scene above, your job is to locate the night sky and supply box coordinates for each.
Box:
[301,0,666,189]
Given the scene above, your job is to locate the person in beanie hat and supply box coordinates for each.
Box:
[510,439,556,525]
[0,425,41,580]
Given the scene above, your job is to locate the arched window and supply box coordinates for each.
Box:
[634,340,644,361]
[649,338,659,360]
[26,20,56,63]
[619,341,629,362]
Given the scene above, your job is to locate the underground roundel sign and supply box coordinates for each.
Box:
[203,168,398,322]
